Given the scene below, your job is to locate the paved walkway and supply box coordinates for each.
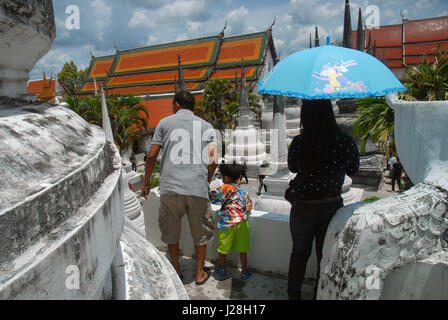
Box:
[169,175,401,300]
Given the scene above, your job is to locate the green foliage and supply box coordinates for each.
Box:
[363,196,380,203]
[196,78,238,132]
[58,61,88,95]
[64,94,149,155]
[351,97,395,155]
[150,177,160,189]
[400,48,448,101]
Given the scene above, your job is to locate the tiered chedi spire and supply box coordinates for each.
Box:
[342,0,353,48]
[237,59,251,128]
[315,27,320,47]
[177,54,186,91]
[356,7,364,51]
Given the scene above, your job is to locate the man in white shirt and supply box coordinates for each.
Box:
[142,90,218,285]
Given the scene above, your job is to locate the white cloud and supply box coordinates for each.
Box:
[128,0,209,29]
[88,0,112,41]
[187,21,202,33]
[288,0,342,25]
[226,6,250,35]
[176,33,188,41]
[146,35,158,45]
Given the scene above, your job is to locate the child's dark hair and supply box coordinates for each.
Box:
[220,163,242,182]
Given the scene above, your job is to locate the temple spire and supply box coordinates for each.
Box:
[234,70,239,91]
[314,27,320,47]
[93,76,98,96]
[177,54,186,91]
[100,85,114,142]
[342,0,353,48]
[356,7,364,51]
[237,59,250,128]
[367,31,372,55]
[309,33,312,48]
[373,39,377,58]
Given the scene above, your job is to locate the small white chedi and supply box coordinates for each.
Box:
[225,62,269,177]
[318,93,448,300]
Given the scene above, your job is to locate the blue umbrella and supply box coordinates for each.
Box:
[258,44,407,99]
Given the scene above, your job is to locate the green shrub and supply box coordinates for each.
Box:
[363,196,380,203]
[150,177,160,189]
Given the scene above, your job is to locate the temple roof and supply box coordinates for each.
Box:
[351,15,448,68]
[28,78,69,97]
[80,28,276,97]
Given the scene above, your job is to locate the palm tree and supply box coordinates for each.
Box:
[400,48,448,101]
[351,97,395,156]
[196,79,238,156]
[64,94,149,155]
[106,94,149,155]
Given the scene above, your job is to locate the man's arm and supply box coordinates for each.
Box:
[141,144,161,198]
[207,143,218,184]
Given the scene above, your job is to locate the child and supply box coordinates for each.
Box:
[211,163,252,280]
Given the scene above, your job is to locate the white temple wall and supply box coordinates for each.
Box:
[142,190,319,279]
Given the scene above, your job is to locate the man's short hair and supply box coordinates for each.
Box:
[220,163,242,181]
[173,90,195,110]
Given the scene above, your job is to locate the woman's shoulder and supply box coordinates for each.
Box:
[337,131,356,144]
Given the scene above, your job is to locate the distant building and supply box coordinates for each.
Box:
[28,73,69,102]
[351,15,448,79]
[79,26,278,138]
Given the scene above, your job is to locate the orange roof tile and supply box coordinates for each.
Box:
[140,95,202,129]
[106,69,209,87]
[107,82,203,95]
[216,35,265,66]
[28,79,55,95]
[85,55,115,81]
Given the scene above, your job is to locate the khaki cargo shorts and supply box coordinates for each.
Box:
[158,194,215,246]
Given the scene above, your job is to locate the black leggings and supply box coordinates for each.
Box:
[287,198,343,300]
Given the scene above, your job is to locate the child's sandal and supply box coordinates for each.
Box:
[240,270,252,280]
[215,267,227,277]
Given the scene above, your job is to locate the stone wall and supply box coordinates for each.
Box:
[0,103,125,299]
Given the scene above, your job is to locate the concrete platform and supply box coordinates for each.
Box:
[164,255,315,300]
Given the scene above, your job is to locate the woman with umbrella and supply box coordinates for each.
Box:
[258,41,407,299]
[286,99,360,300]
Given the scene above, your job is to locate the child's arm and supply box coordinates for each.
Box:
[244,192,253,216]
[211,186,225,205]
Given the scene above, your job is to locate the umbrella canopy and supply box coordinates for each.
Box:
[258,45,407,99]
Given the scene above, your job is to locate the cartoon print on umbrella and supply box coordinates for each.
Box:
[313,60,366,93]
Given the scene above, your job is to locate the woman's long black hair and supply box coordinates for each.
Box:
[299,99,342,168]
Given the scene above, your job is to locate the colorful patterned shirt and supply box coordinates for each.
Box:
[211,183,252,231]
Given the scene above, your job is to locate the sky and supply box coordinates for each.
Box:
[30,0,448,80]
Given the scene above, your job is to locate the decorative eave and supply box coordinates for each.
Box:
[84,54,115,81]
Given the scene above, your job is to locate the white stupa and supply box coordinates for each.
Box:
[255,95,294,214]
[225,60,269,177]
